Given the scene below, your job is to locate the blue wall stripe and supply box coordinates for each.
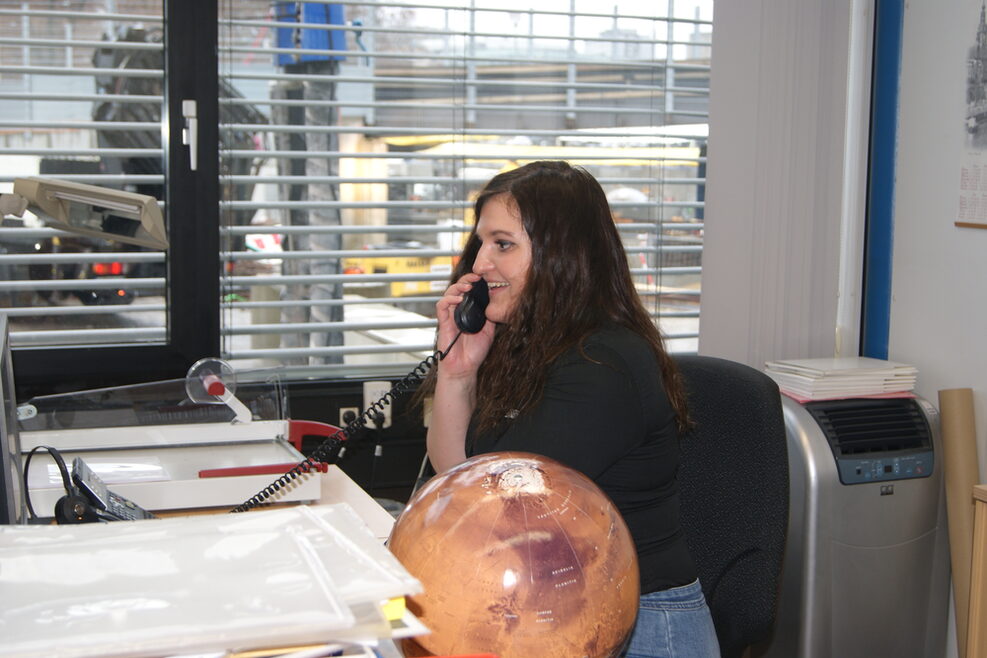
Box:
[861,0,904,359]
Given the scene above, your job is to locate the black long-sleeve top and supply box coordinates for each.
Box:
[466,324,698,594]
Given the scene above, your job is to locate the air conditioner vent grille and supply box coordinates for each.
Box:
[804,398,931,456]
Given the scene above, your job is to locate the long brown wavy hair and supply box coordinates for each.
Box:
[435,160,689,433]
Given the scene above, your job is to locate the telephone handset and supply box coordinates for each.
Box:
[71,457,156,521]
[234,279,490,513]
[454,278,489,334]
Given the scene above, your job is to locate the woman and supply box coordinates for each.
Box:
[426,160,719,658]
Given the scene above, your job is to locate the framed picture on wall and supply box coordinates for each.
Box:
[958,3,987,229]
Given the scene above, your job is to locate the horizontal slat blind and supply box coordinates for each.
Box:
[218,0,711,379]
[0,1,167,348]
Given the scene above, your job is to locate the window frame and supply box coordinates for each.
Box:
[12,0,219,399]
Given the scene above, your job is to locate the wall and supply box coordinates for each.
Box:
[705,0,987,477]
[706,2,971,656]
[893,4,987,655]
[701,0,874,367]
[892,0,987,484]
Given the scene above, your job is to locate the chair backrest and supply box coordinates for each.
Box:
[673,355,789,658]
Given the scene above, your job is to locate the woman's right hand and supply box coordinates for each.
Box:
[435,273,496,379]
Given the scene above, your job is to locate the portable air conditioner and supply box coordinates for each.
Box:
[753,396,951,658]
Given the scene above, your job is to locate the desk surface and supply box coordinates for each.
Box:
[157,465,396,540]
[975,484,987,504]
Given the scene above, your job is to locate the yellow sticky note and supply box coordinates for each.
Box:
[381,596,406,621]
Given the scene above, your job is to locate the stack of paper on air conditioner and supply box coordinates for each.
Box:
[764,356,917,402]
[0,504,425,658]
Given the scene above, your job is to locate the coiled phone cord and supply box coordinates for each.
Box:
[231,333,462,513]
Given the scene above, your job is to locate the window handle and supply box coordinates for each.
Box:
[181,99,198,171]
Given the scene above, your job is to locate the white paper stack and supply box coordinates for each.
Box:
[764,356,917,402]
[0,504,424,658]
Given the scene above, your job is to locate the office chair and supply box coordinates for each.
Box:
[673,355,789,658]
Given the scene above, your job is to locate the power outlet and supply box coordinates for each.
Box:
[338,406,359,428]
[362,380,393,428]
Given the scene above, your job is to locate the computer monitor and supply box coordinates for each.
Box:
[0,315,25,524]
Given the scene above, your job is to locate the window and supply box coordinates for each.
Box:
[0,0,711,393]
[0,5,166,337]
[217,0,711,380]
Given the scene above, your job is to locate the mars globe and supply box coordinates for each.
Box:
[388,452,639,658]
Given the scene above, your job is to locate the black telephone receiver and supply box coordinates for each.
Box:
[454,278,489,334]
[70,457,156,521]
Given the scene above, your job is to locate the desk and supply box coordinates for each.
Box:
[155,464,397,540]
[319,464,396,539]
[970,485,987,657]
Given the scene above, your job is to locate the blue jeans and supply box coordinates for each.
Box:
[622,579,721,658]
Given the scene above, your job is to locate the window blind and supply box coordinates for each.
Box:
[0,1,167,348]
[217,0,711,380]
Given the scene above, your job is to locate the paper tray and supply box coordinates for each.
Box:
[24,439,320,513]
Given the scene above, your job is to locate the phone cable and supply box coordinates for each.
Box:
[230,333,463,513]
